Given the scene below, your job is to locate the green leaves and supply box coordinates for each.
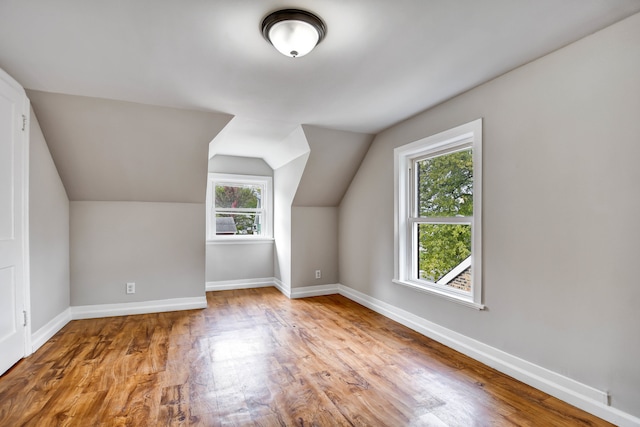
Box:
[416,149,473,282]
[418,224,471,282]
[215,185,260,209]
[417,149,473,217]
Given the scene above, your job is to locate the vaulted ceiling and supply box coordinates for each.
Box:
[2,1,639,202]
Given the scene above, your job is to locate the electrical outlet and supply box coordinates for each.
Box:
[126,282,135,294]
[315,270,321,279]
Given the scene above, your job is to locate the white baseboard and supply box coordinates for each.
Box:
[31,308,72,353]
[337,284,639,427]
[205,277,294,299]
[70,296,207,320]
[206,278,275,292]
[205,278,340,300]
[272,277,290,298]
[290,284,339,299]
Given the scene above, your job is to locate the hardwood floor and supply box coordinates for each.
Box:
[0,287,612,426]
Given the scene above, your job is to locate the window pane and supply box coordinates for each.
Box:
[417,223,471,291]
[215,184,262,209]
[216,214,262,235]
[417,149,473,217]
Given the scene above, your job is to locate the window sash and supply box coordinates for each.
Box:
[410,147,473,219]
[215,208,264,214]
[408,219,473,293]
[408,216,472,225]
[408,157,474,292]
[409,146,474,291]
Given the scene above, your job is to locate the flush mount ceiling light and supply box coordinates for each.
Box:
[261,9,326,58]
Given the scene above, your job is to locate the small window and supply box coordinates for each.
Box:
[206,174,272,240]
[394,119,483,309]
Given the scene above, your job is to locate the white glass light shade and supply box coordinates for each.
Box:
[261,9,326,58]
[268,20,319,58]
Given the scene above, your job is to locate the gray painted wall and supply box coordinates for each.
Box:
[71,201,205,305]
[29,107,70,331]
[206,155,274,283]
[339,13,640,416]
[293,126,373,207]
[206,242,274,282]
[286,127,370,290]
[291,207,338,287]
[273,150,309,289]
[26,93,228,309]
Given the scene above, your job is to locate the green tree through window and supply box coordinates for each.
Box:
[215,184,261,234]
[416,149,473,282]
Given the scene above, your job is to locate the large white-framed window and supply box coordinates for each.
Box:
[206,173,272,241]
[394,119,483,309]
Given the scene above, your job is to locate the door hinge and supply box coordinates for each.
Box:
[23,310,28,327]
[21,114,26,131]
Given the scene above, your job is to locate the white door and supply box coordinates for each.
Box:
[0,69,29,376]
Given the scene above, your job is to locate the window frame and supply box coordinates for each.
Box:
[206,173,273,241]
[393,119,484,309]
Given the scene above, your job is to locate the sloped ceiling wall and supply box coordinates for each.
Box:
[293,125,374,207]
[27,90,232,203]
[27,89,371,207]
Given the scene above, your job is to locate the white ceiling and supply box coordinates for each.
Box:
[1,0,640,160]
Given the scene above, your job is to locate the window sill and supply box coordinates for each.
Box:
[207,237,274,245]
[392,279,485,310]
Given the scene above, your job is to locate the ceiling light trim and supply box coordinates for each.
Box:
[261,9,326,58]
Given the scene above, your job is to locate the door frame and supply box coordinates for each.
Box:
[21,93,31,357]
